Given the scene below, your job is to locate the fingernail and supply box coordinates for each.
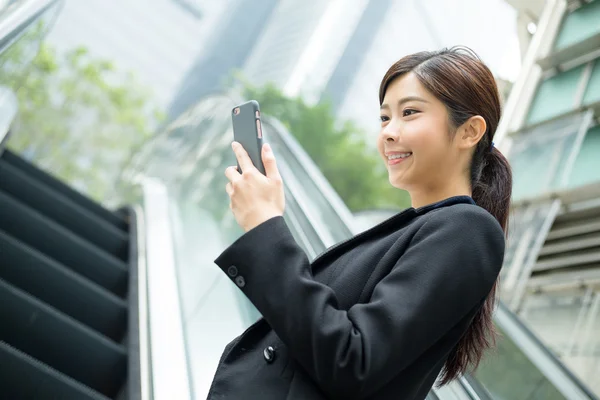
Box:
[231,142,237,149]
[264,143,272,153]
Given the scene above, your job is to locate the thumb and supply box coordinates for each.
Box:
[262,143,281,181]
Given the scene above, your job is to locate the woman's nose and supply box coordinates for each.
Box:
[382,123,399,142]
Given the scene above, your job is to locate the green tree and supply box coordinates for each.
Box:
[1,28,162,206]
[243,83,411,212]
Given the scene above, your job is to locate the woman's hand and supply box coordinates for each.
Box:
[225,141,285,232]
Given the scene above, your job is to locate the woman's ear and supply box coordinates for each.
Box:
[457,116,486,150]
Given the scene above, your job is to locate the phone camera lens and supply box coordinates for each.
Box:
[233,107,240,115]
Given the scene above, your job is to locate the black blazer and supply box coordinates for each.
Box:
[208,196,505,400]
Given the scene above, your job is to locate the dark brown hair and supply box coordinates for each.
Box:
[379,46,512,384]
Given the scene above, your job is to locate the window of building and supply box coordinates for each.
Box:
[554,0,600,50]
[510,114,589,200]
[526,64,585,126]
[583,59,600,105]
[567,125,600,188]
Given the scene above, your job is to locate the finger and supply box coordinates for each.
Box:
[225,182,234,196]
[262,143,282,182]
[225,165,241,183]
[232,142,255,173]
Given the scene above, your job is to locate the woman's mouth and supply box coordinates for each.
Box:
[387,152,412,165]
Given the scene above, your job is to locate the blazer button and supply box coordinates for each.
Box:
[263,346,276,363]
[227,266,238,277]
[235,276,246,288]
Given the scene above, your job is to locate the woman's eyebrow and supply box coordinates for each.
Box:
[380,96,429,110]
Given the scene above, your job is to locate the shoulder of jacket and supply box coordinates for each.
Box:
[420,203,503,235]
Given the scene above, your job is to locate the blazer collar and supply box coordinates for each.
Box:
[356,195,476,236]
[311,196,475,268]
[414,195,475,215]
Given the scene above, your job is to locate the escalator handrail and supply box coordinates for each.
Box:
[0,0,61,52]
[140,177,192,400]
[496,301,599,400]
[132,204,152,400]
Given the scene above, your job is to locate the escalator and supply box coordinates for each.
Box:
[1,0,597,397]
[0,148,143,399]
[127,92,599,400]
[0,2,145,398]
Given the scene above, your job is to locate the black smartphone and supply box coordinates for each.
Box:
[231,100,265,175]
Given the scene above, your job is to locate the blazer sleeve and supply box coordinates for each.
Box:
[214,207,505,398]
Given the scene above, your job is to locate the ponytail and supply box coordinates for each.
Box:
[439,146,512,385]
[472,147,513,232]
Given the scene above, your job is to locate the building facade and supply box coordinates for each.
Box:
[496,0,600,394]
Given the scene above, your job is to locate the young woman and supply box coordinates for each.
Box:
[212,46,512,399]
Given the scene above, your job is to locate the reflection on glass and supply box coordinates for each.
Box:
[475,324,566,400]
[567,125,600,188]
[520,290,600,397]
[525,65,585,126]
[0,2,60,90]
[583,60,600,106]
[554,0,600,50]
[509,114,590,201]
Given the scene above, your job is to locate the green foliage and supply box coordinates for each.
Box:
[243,82,411,212]
[1,28,163,205]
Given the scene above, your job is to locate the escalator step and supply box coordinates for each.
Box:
[0,278,127,397]
[0,191,128,297]
[0,150,127,230]
[0,340,110,400]
[0,230,128,341]
[0,161,129,259]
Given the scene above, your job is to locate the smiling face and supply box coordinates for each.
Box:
[378,72,465,196]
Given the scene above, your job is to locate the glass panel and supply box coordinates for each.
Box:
[474,324,566,399]
[0,2,60,91]
[526,65,584,126]
[583,59,600,105]
[520,290,600,397]
[554,0,600,50]
[130,96,339,399]
[510,114,586,200]
[264,119,354,246]
[567,125,600,188]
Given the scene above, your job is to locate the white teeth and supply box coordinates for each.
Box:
[388,153,412,160]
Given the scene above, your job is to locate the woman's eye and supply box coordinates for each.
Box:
[403,109,418,117]
[380,115,390,122]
